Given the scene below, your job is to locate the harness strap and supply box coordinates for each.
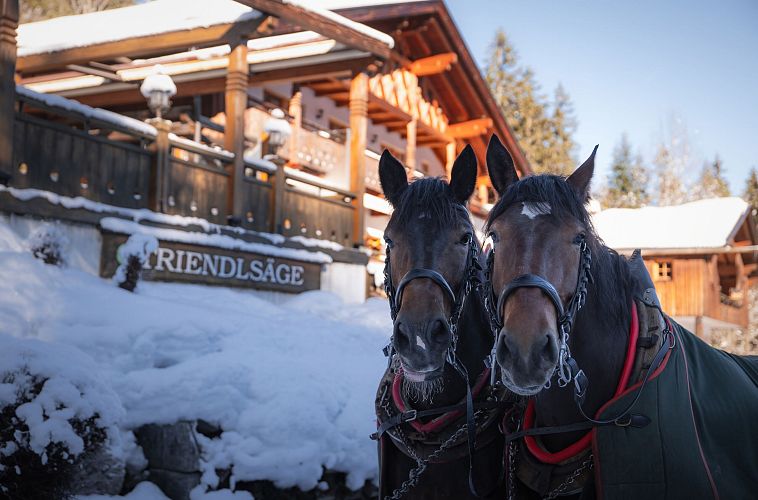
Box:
[394,268,456,312]
[496,273,565,321]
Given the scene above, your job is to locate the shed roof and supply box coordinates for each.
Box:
[593,197,752,250]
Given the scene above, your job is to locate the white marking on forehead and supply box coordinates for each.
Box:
[521,202,552,220]
[416,335,427,351]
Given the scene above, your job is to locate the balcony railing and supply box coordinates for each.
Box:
[5,88,356,246]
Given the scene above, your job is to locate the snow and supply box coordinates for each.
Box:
[0,336,125,459]
[100,218,333,264]
[77,482,169,500]
[593,197,750,249]
[16,85,157,138]
[139,67,177,98]
[282,0,395,48]
[0,217,392,492]
[17,0,392,59]
[17,0,263,57]
[289,236,344,252]
[113,234,160,285]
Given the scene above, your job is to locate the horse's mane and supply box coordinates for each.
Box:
[485,175,637,333]
[388,177,472,231]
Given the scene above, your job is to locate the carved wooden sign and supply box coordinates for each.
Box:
[100,232,321,293]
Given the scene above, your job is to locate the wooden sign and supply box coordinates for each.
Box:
[100,232,321,293]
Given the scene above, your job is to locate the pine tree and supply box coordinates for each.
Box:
[692,155,730,200]
[20,0,134,23]
[744,167,758,209]
[602,134,649,208]
[485,29,576,175]
[653,117,693,206]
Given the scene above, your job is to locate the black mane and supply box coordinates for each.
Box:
[486,174,637,333]
[388,177,472,231]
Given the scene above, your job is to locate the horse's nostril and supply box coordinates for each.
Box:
[541,334,558,363]
[394,323,411,351]
[429,319,449,344]
[497,332,512,360]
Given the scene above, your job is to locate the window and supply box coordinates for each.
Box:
[652,261,672,281]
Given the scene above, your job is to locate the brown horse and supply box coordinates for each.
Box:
[374,146,509,499]
[483,134,758,499]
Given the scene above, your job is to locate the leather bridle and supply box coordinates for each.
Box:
[484,234,593,390]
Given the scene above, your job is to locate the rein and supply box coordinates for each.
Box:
[379,234,508,499]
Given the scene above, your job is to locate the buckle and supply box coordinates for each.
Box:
[403,409,418,422]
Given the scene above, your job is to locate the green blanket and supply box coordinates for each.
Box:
[593,320,758,499]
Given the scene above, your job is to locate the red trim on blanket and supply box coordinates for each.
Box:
[391,367,491,434]
[591,319,675,499]
[523,302,640,465]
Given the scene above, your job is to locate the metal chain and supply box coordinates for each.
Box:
[383,405,486,500]
[543,454,594,500]
[506,439,518,500]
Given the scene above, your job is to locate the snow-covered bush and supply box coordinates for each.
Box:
[28,223,68,266]
[0,336,125,499]
[113,234,158,292]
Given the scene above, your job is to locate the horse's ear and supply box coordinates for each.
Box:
[379,149,408,205]
[567,145,598,201]
[486,134,518,196]
[449,144,477,204]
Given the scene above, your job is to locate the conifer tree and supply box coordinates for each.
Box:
[692,155,730,200]
[602,134,649,208]
[485,29,576,175]
[744,167,758,209]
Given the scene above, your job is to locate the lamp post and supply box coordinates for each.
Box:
[263,108,292,158]
[264,108,292,235]
[140,66,177,120]
[141,66,176,213]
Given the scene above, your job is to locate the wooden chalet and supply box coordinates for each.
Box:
[593,198,758,353]
[2,0,530,261]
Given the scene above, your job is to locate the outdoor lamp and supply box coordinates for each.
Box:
[263,108,292,155]
[140,66,177,119]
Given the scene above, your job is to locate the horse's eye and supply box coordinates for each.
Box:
[573,233,586,245]
[384,237,394,248]
[459,233,473,245]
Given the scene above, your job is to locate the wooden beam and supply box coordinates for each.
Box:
[406,52,457,77]
[445,140,456,180]
[349,72,369,247]
[239,0,391,59]
[225,41,249,220]
[17,17,269,74]
[0,0,18,180]
[447,117,493,139]
[617,246,758,257]
[66,64,123,81]
[288,87,302,165]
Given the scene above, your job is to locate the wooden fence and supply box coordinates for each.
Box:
[6,92,355,245]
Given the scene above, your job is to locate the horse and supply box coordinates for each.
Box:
[373,146,511,499]
[482,134,758,499]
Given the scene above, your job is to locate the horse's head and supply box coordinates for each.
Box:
[484,135,598,396]
[380,146,478,386]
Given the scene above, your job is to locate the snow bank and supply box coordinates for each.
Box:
[77,481,169,500]
[0,219,392,491]
[0,336,125,459]
[593,197,749,249]
[100,218,333,264]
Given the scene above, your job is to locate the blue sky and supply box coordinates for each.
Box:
[445,0,758,194]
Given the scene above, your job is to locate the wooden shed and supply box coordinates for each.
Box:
[593,197,758,350]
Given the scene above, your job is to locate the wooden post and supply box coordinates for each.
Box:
[0,0,18,180]
[148,118,172,212]
[349,72,369,247]
[224,40,249,222]
[478,179,489,206]
[288,87,302,165]
[405,119,417,177]
[445,140,457,180]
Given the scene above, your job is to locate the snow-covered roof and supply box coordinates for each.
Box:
[17,0,264,57]
[592,197,751,250]
[17,0,393,58]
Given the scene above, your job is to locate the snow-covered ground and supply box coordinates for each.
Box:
[0,216,392,495]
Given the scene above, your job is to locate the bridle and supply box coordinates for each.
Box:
[484,234,593,391]
[382,233,482,368]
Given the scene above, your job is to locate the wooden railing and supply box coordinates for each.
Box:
[5,90,356,245]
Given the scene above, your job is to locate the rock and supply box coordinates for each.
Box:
[135,422,200,473]
[149,469,201,500]
[70,445,126,496]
